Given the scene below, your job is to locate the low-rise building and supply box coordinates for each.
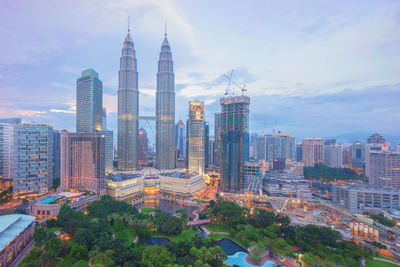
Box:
[0,214,35,267]
[106,173,144,201]
[262,170,311,198]
[30,191,99,220]
[332,183,400,213]
[160,170,205,198]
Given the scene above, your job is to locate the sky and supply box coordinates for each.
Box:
[1,0,400,143]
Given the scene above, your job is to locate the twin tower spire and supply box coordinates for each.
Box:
[117,21,175,171]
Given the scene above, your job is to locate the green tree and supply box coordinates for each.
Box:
[92,251,115,267]
[33,227,46,245]
[71,243,88,260]
[72,259,89,267]
[141,246,174,267]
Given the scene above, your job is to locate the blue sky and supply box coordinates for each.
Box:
[1,0,400,142]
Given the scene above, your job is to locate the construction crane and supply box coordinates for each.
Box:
[223,70,234,96]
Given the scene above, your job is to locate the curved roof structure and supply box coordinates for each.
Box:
[0,214,35,251]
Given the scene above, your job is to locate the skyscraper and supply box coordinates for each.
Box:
[76,68,103,133]
[213,113,222,169]
[102,107,107,130]
[204,122,210,170]
[302,138,324,167]
[220,96,250,192]
[138,127,149,168]
[156,31,175,170]
[118,27,139,170]
[328,143,343,168]
[323,139,336,166]
[188,101,205,174]
[60,130,105,194]
[53,130,61,181]
[255,133,295,162]
[0,122,53,197]
[175,120,185,159]
[350,140,365,168]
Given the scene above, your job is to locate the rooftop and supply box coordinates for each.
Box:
[337,183,399,192]
[0,214,35,251]
[107,172,143,182]
[159,171,197,179]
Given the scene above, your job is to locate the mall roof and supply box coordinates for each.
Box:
[159,171,197,179]
[0,214,35,251]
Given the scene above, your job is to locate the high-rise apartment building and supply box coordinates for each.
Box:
[256,133,295,163]
[323,139,336,166]
[220,96,250,192]
[350,140,365,167]
[296,144,303,162]
[213,113,222,169]
[366,150,400,190]
[76,69,103,133]
[138,127,149,168]
[156,32,175,170]
[0,122,53,197]
[175,120,185,159]
[343,149,351,167]
[302,138,324,167]
[118,28,139,170]
[60,130,105,194]
[188,101,205,174]
[328,143,343,168]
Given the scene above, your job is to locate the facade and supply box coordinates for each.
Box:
[302,138,324,167]
[256,133,295,163]
[244,161,265,176]
[367,150,400,190]
[332,183,400,213]
[60,130,105,194]
[0,123,15,191]
[9,123,53,197]
[102,107,107,130]
[220,96,250,192]
[343,149,351,167]
[0,214,35,267]
[249,133,258,160]
[156,33,175,170]
[175,120,186,159]
[106,173,144,201]
[160,170,205,198]
[204,122,210,169]
[52,131,61,181]
[188,101,205,174]
[367,134,386,144]
[138,128,149,167]
[30,192,99,220]
[296,144,302,162]
[213,113,222,169]
[98,130,113,173]
[76,68,103,133]
[118,28,139,170]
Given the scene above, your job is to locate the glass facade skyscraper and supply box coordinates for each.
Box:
[76,68,103,133]
[188,101,205,174]
[175,120,185,159]
[156,33,175,170]
[118,28,139,170]
[220,96,250,192]
[213,113,222,169]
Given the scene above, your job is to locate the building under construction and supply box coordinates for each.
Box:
[220,95,250,192]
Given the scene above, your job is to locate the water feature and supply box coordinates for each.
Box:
[147,237,170,246]
[41,196,57,204]
[225,252,275,267]
[218,238,247,256]
[135,199,197,216]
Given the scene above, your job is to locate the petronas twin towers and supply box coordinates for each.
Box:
[118,27,175,170]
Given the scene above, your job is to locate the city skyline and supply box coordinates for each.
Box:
[1,1,400,141]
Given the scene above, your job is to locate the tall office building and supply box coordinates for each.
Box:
[296,144,303,162]
[204,122,210,170]
[118,27,139,170]
[367,133,385,144]
[213,113,222,169]
[53,130,61,181]
[138,128,149,168]
[76,69,103,133]
[256,133,296,162]
[249,133,258,160]
[343,149,351,167]
[323,139,336,166]
[0,122,53,197]
[367,150,400,190]
[60,130,105,194]
[209,138,214,165]
[156,31,175,170]
[221,96,250,192]
[302,138,324,167]
[350,140,365,168]
[102,107,107,130]
[188,101,205,174]
[175,120,185,159]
